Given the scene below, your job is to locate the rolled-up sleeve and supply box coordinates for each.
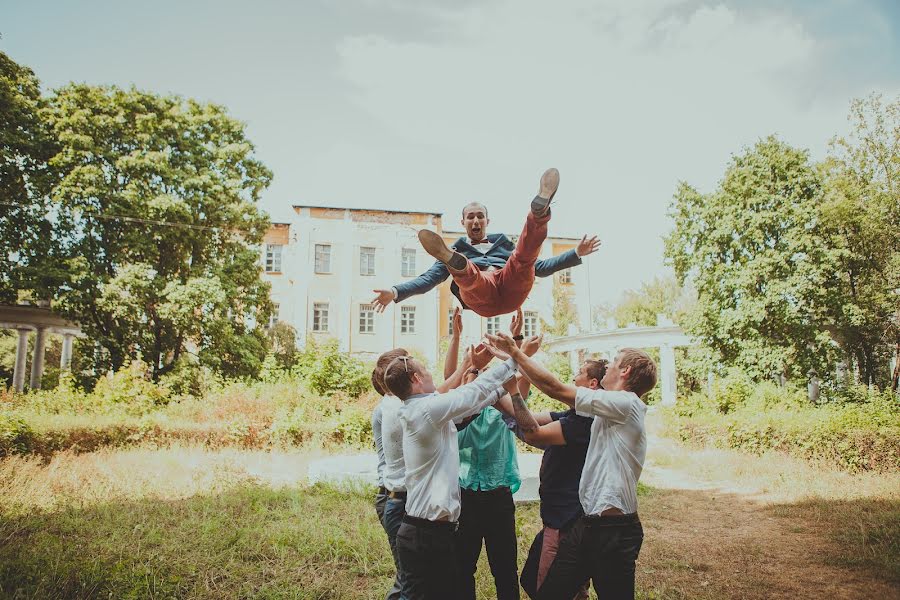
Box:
[574,387,637,425]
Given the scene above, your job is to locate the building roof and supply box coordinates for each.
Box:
[292,204,443,217]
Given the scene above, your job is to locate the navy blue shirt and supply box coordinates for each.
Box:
[538,409,593,529]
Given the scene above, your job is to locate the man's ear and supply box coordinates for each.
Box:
[588,378,599,390]
[620,365,632,383]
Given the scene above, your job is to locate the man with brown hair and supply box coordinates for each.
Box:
[486,334,657,600]
[383,351,520,600]
[371,348,410,600]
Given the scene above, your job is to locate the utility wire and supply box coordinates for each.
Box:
[0,200,243,233]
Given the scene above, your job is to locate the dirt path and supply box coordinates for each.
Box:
[634,411,899,599]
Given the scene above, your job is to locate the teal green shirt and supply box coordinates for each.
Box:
[457,407,521,493]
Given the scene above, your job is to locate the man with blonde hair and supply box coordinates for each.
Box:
[485,334,657,600]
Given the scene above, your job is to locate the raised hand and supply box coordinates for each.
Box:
[371,289,394,313]
[452,306,463,337]
[522,334,543,357]
[575,235,601,257]
[510,307,523,338]
[471,343,493,370]
[482,343,510,361]
[485,332,520,356]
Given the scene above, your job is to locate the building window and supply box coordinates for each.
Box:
[265,244,283,273]
[315,244,332,274]
[312,302,329,332]
[360,247,376,276]
[485,316,501,335]
[401,306,416,334]
[559,268,572,284]
[359,303,375,334]
[523,311,539,337]
[401,248,417,277]
[268,303,280,328]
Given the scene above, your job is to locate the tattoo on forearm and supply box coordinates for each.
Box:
[511,393,538,433]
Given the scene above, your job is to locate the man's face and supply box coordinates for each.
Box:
[461,206,489,243]
[573,363,600,390]
[601,353,628,391]
[412,359,436,394]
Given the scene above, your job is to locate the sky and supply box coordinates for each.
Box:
[3,0,899,308]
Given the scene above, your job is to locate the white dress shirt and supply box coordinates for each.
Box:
[575,387,648,515]
[399,359,517,522]
[371,401,386,488]
[380,394,407,493]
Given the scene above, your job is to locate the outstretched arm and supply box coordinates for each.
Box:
[486,332,578,407]
[372,259,450,312]
[444,307,462,379]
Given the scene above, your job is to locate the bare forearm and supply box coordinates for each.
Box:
[510,393,539,433]
[444,335,460,380]
[510,350,577,407]
[438,360,467,393]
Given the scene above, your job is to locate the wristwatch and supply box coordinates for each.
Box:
[512,335,524,341]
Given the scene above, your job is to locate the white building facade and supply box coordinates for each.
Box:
[261,205,591,366]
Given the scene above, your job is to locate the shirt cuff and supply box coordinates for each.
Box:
[391,287,398,301]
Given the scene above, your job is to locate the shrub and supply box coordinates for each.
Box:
[91,360,172,414]
[0,414,34,456]
[712,368,753,413]
[667,381,900,473]
[296,338,371,397]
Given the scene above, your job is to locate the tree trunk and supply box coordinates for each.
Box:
[892,342,899,393]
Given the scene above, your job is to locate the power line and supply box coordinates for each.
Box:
[0,200,243,233]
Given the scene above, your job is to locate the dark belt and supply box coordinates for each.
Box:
[583,512,640,525]
[388,490,407,500]
[402,514,458,531]
[377,486,388,495]
[461,485,511,496]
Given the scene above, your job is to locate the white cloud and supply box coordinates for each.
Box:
[327,0,881,305]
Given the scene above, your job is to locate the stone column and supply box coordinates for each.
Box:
[13,327,30,393]
[29,326,48,390]
[660,343,677,406]
[807,369,820,403]
[569,349,580,376]
[61,333,75,371]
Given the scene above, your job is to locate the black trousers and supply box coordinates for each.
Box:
[396,516,460,600]
[535,513,643,600]
[455,486,520,600]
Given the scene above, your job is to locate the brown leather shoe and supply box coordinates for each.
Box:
[418,229,468,271]
[531,167,559,217]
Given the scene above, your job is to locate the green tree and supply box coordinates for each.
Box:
[42,85,273,380]
[0,52,59,303]
[665,136,837,381]
[267,321,298,369]
[593,275,694,328]
[543,286,579,337]
[820,94,900,389]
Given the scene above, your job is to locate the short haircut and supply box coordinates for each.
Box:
[371,369,385,395]
[583,358,608,387]
[461,202,488,219]
[617,348,657,398]
[383,356,421,400]
[373,348,409,396]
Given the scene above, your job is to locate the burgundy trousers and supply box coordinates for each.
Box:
[452,210,550,317]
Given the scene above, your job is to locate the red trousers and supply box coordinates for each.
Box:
[453,210,550,317]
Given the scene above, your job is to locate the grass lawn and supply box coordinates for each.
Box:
[1,427,897,599]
